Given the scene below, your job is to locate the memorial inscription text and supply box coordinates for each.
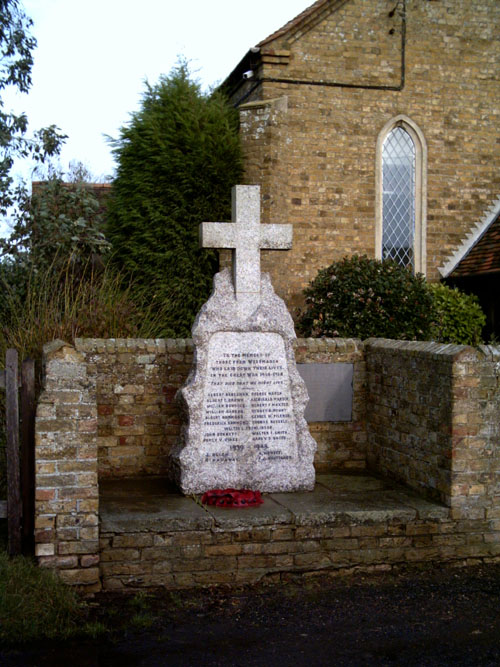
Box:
[201,332,297,465]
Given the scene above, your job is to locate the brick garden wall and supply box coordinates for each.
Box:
[70,337,365,480]
[34,341,100,588]
[99,507,499,591]
[34,337,500,590]
[294,338,366,471]
[366,340,500,521]
[78,338,193,479]
[366,340,457,505]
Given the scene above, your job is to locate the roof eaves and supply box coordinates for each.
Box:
[439,196,500,278]
[257,0,332,47]
[221,0,350,97]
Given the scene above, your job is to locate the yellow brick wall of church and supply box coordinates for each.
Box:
[232,0,499,312]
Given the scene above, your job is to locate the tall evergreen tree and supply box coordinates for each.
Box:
[106,63,243,337]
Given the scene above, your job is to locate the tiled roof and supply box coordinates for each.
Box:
[439,197,500,278]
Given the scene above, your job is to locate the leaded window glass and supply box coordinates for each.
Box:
[382,127,416,268]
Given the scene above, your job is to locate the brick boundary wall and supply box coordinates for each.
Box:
[294,338,366,471]
[34,341,99,588]
[366,340,500,520]
[78,338,193,479]
[73,337,365,479]
[34,338,500,590]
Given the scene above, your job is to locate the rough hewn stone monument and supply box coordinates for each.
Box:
[170,185,316,494]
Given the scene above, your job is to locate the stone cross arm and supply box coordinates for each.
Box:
[200,222,292,251]
[199,185,293,318]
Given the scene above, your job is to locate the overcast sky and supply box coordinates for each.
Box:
[4,0,309,184]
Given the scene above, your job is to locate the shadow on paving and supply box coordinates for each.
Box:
[2,562,500,666]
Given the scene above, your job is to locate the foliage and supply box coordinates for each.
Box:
[0,0,65,217]
[0,173,110,274]
[0,256,27,324]
[106,61,243,337]
[297,255,435,340]
[0,405,5,497]
[429,282,486,346]
[0,259,175,366]
[0,161,113,344]
[0,551,86,642]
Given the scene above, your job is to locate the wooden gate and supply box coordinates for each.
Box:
[0,349,36,556]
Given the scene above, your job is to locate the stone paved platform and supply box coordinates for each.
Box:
[95,474,486,590]
[97,475,500,590]
[100,473,449,533]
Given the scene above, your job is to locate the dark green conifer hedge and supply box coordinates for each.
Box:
[106,63,243,337]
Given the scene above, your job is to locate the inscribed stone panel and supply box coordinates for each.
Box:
[201,331,297,467]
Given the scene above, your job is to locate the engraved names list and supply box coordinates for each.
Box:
[201,332,297,466]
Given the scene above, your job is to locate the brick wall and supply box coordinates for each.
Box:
[294,338,366,471]
[33,336,365,590]
[35,337,499,498]
[366,340,500,519]
[76,338,193,478]
[460,345,500,523]
[229,0,500,310]
[99,510,500,591]
[34,341,100,590]
[64,337,364,479]
[34,337,500,590]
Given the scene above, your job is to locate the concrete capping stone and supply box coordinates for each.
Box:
[477,344,500,362]
[364,338,483,362]
[75,337,196,357]
[43,340,84,364]
[294,338,364,356]
[43,339,72,356]
[239,95,288,112]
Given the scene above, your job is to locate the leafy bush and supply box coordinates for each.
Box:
[429,283,486,346]
[0,0,66,219]
[297,255,435,340]
[106,61,243,337]
[0,416,5,498]
[1,174,110,276]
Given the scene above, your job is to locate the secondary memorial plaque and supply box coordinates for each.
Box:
[297,363,353,423]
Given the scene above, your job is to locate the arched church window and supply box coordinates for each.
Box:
[375,116,427,275]
[382,127,415,267]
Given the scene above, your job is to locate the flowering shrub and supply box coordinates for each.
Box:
[297,255,435,340]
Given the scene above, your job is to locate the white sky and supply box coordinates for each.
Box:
[4,0,309,183]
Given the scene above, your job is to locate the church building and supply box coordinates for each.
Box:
[221,0,499,313]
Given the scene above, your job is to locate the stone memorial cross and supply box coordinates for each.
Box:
[200,185,292,319]
[171,183,317,493]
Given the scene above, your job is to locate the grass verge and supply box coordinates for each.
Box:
[0,552,100,643]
